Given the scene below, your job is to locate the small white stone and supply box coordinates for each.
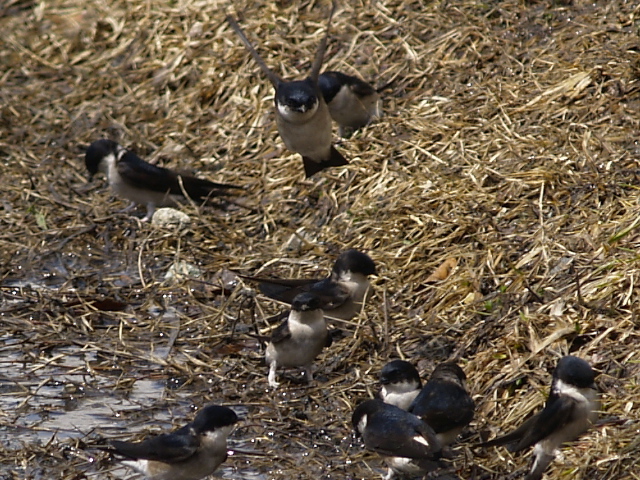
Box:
[282,227,315,253]
[151,207,190,228]
[164,260,202,282]
[284,233,303,252]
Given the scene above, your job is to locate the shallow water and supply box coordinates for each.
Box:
[0,323,270,479]
[1,258,363,480]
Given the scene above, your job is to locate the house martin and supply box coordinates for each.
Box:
[409,362,475,447]
[108,404,238,480]
[318,70,381,137]
[479,356,600,480]
[352,399,443,480]
[227,3,348,177]
[265,292,329,387]
[238,249,376,323]
[85,139,239,221]
[379,360,422,411]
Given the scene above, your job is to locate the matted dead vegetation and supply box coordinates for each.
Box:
[1,0,640,478]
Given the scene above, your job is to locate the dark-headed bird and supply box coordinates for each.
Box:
[479,356,600,480]
[239,249,376,323]
[85,139,239,221]
[227,3,348,177]
[264,292,329,387]
[318,70,381,137]
[409,362,475,447]
[352,399,443,480]
[379,360,422,411]
[109,404,238,480]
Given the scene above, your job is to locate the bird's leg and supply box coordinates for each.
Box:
[303,365,314,384]
[268,361,279,388]
[525,448,555,480]
[117,201,139,214]
[141,202,156,222]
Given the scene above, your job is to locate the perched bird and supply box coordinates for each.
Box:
[238,249,376,323]
[265,292,329,387]
[318,71,381,137]
[479,356,600,480]
[409,362,475,447]
[379,360,422,411]
[227,4,348,177]
[352,399,443,480]
[85,139,239,221]
[109,404,238,480]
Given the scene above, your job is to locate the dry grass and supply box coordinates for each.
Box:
[1,0,640,478]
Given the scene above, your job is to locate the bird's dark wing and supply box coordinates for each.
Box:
[243,310,290,345]
[309,2,336,83]
[117,151,180,194]
[238,274,320,304]
[110,432,198,463]
[481,395,578,452]
[509,395,579,451]
[317,72,343,103]
[348,77,377,97]
[239,272,351,309]
[226,15,281,88]
[118,152,239,200]
[302,146,348,178]
[269,318,292,344]
[326,328,341,348]
[318,71,377,103]
[479,414,537,449]
[364,410,440,459]
[176,174,241,201]
[308,278,351,310]
[410,381,475,433]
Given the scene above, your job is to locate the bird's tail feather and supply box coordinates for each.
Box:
[302,147,348,177]
[181,176,242,200]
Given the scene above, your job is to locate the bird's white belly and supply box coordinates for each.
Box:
[276,101,332,159]
[380,387,419,411]
[266,322,326,367]
[328,87,379,128]
[123,447,224,480]
[110,178,175,207]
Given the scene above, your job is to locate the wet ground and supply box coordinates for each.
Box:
[1,229,395,480]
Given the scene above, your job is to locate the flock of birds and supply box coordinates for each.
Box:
[101,248,600,480]
[82,3,602,480]
[84,4,382,221]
